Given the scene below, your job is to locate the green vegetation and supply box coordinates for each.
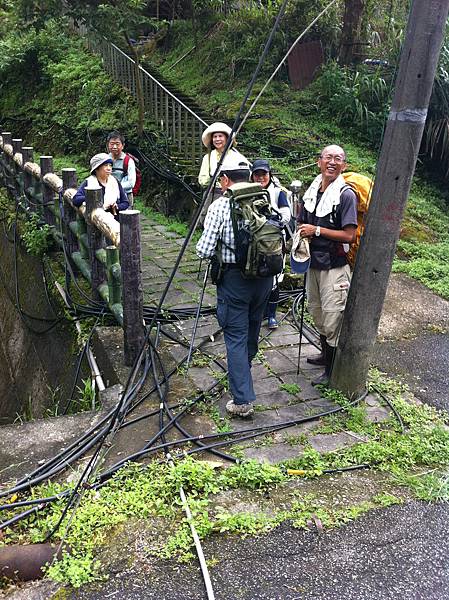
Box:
[2,370,449,589]
[149,13,449,298]
[279,383,301,395]
[20,213,52,256]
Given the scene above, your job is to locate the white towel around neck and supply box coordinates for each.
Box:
[303,174,345,217]
[87,174,119,210]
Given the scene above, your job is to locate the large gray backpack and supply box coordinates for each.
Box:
[227,182,284,279]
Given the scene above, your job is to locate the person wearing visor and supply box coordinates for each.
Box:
[196,158,272,419]
[72,153,129,216]
[298,145,357,386]
[251,159,291,328]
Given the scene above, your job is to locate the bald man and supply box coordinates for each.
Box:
[298,145,357,386]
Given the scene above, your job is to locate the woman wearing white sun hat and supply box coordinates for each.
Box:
[198,122,249,207]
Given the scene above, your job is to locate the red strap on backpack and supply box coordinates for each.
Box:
[122,153,142,196]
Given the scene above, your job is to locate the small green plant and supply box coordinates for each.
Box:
[280,383,301,395]
[74,378,97,412]
[21,213,52,256]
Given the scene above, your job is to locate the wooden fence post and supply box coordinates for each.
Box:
[1,133,13,198]
[22,147,34,211]
[120,209,145,366]
[62,168,79,260]
[40,156,55,225]
[11,139,22,197]
[85,186,106,302]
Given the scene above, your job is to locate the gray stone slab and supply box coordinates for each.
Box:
[278,343,317,361]
[186,367,218,392]
[250,363,272,380]
[277,373,321,400]
[366,405,391,423]
[306,397,339,413]
[263,349,297,374]
[163,343,188,366]
[272,421,319,443]
[177,280,202,294]
[365,393,382,407]
[254,390,294,408]
[253,376,282,395]
[309,432,362,453]
[141,264,167,278]
[241,443,304,463]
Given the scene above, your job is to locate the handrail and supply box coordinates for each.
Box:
[70,23,209,171]
[109,41,208,126]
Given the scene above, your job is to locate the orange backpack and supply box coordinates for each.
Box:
[341,172,374,268]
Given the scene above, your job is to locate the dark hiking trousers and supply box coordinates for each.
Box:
[216,267,272,405]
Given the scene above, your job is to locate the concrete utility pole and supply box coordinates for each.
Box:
[330,0,449,398]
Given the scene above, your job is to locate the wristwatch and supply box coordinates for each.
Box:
[315,226,321,237]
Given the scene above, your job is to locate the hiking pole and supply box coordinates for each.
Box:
[185,261,211,375]
[197,258,203,280]
[296,272,307,375]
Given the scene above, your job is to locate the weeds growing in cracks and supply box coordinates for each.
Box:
[2,371,449,589]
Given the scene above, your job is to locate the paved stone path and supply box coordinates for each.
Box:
[137,215,391,464]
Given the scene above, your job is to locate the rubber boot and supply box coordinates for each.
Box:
[312,344,335,387]
[267,302,278,329]
[307,334,327,366]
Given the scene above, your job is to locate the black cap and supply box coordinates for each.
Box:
[251,159,271,173]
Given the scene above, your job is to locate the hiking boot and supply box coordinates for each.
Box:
[311,371,330,386]
[226,400,254,418]
[307,334,327,366]
[267,317,279,329]
[311,345,336,387]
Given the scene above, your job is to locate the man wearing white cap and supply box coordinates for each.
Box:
[298,145,357,386]
[196,159,272,418]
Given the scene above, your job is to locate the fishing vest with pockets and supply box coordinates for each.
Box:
[340,172,373,268]
[227,182,285,279]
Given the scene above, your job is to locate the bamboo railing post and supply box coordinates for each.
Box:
[106,245,121,305]
[62,168,79,260]
[85,186,106,302]
[40,156,55,225]
[120,209,145,366]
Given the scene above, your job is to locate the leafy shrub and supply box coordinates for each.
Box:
[21,213,52,256]
[311,61,391,142]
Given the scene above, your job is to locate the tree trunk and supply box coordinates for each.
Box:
[330,0,449,398]
[339,0,366,65]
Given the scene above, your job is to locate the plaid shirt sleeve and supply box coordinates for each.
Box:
[196,198,236,263]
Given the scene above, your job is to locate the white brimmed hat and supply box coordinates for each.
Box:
[201,122,233,148]
[290,231,311,274]
[90,153,113,174]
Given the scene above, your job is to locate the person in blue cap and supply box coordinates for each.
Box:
[251,159,291,328]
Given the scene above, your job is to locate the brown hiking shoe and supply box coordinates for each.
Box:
[226,400,254,418]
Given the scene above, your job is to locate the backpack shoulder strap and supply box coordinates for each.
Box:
[123,153,130,175]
